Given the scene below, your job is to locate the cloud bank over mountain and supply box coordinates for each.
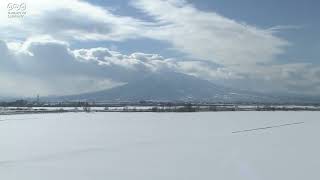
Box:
[0,0,319,96]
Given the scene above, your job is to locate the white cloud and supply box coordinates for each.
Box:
[73,47,175,72]
[267,25,302,33]
[0,38,178,96]
[132,0,290,66]
[0,39,122,96]
[178,61,320,95]
[0,0,151,41]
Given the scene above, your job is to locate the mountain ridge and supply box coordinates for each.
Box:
[54,72,283,103]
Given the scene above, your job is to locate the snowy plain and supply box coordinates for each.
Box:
[0,112,319,180]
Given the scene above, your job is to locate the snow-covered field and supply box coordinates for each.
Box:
[0,112,319,180]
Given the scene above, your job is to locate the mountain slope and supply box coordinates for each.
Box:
[60,72,280,102]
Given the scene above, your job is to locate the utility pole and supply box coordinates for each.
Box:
[36,94,40,105]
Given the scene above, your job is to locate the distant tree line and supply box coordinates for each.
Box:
[0,100,30,107]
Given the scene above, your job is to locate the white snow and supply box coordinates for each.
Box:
[0,112,319,180]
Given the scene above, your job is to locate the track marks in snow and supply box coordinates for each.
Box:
[232,122,305,134]
[0,118,39,122]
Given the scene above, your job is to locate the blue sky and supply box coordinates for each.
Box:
[0,0,319,96]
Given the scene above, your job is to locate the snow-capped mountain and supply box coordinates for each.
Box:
[59,72,281,103]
